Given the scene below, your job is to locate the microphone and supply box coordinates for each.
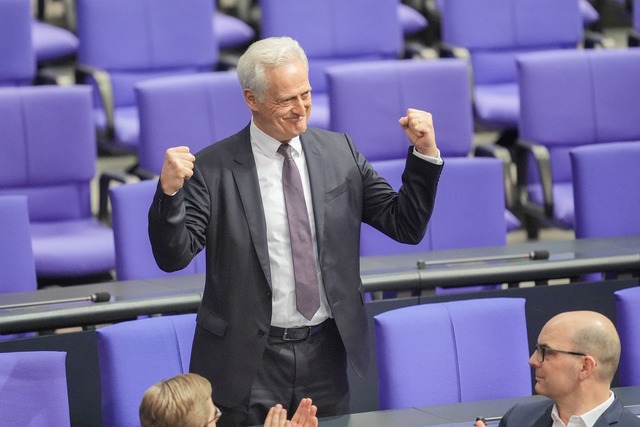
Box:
[0,291,112,310]
[417,250,550,269]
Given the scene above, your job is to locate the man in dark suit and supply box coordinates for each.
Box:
[476,311,640,427]
[149,36,443,426]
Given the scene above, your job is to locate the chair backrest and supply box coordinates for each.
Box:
[359,157,506,257]
[440,0,582,85]
[614,287,640,386]
[374,297,531,409]
[110,179,206,280]
[0,195,37,294]
[0,85,96,221]
[136,71,250,175]
[570,142,640,239]
[0,351,71,426]
[518,48,640,191]
[259,0,403,96]
[96,313,196,427]
[0,0,35,86]
[76,0,217,108]
[327,58,474,160]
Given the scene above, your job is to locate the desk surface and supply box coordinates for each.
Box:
[1,236,639,334]
[312,386,640,427]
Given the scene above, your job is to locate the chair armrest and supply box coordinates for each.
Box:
[98,170,140,224]
[75,64,116,141]
[629,30,640,48]
[514,139,553,217]
[438,42,471,60]
[474,144,517,212]
[583,30,617,49]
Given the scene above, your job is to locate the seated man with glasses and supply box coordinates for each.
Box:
[476,310,640,427]
[140,373,318,427]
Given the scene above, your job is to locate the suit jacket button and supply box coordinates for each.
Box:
[258,330,265,337]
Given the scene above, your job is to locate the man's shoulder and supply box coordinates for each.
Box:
[501,397,554,424]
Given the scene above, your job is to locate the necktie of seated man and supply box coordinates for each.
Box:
[277,144,320,320]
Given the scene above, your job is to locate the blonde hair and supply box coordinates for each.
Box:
[139,373,213,427]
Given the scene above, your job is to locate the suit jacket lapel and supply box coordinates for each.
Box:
[231,126,272,288]
[300,132,326,255]
[595,397,625,427]
[532,404,554,427]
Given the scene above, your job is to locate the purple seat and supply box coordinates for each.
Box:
[516,49,640,238]
[615,287,640,386]
[31,20,78,64]
[327,59,515,295]
[439,0,583,142]
[0,85,115,280]
[110,179,206,280]
[214,11,255,50]
[374,297,531,409]
[0,351,71,426]
[398,3,428,36]
[75,0,219,151]
[0,0,35,87]
[259,0,404,130]
[0,196,38,340]
[135,71,250,176]
[96,313,196,427]
[570,142,640,239]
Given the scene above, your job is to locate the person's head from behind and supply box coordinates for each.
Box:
[139,373,220,427]
[529,310,620,401]
[237,36,312,143]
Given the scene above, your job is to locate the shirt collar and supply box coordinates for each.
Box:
[250,120,303,159]
[551,391,615,427]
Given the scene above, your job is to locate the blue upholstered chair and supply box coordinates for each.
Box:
[31,20,78,65]
[570,142,640,239]
[135,71,250,176]
[614,287,640,386]
[110,179,206,280]
[0,0,35,87]
[0,195,38,340]
[327,58,517,295]
[374,297,531,409]
[0,85,115,281]
[515,48,640,238]
[75,0,219,151]
[0,351,71,426]
[97,313,196,427]
[438,0,585,146]
[259,0,404,130]
[214,10,255,50]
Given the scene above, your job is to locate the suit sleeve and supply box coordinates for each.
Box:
[359,143,443,244]
[148,168,209,272]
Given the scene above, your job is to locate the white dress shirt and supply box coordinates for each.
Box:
[551,391,615,427]
[250,121,442,327]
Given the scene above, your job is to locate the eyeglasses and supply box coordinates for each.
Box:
[207,406,222,425]
[534,344,587,363]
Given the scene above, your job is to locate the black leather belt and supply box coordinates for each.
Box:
[269,319,332,341]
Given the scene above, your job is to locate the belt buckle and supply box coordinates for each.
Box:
[282,327,309,341]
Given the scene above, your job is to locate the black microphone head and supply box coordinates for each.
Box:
[91,292,111,303]
[529,250,550,260]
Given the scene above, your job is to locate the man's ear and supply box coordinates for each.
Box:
[244,89,259,112]
[578,355,598,380]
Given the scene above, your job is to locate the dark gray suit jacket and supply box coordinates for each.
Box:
[498,396,640,427]
[149,125,443,406]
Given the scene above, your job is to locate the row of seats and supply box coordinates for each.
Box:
[4,0,623,154]
[1,46,639,290]
[3,290,640,426]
